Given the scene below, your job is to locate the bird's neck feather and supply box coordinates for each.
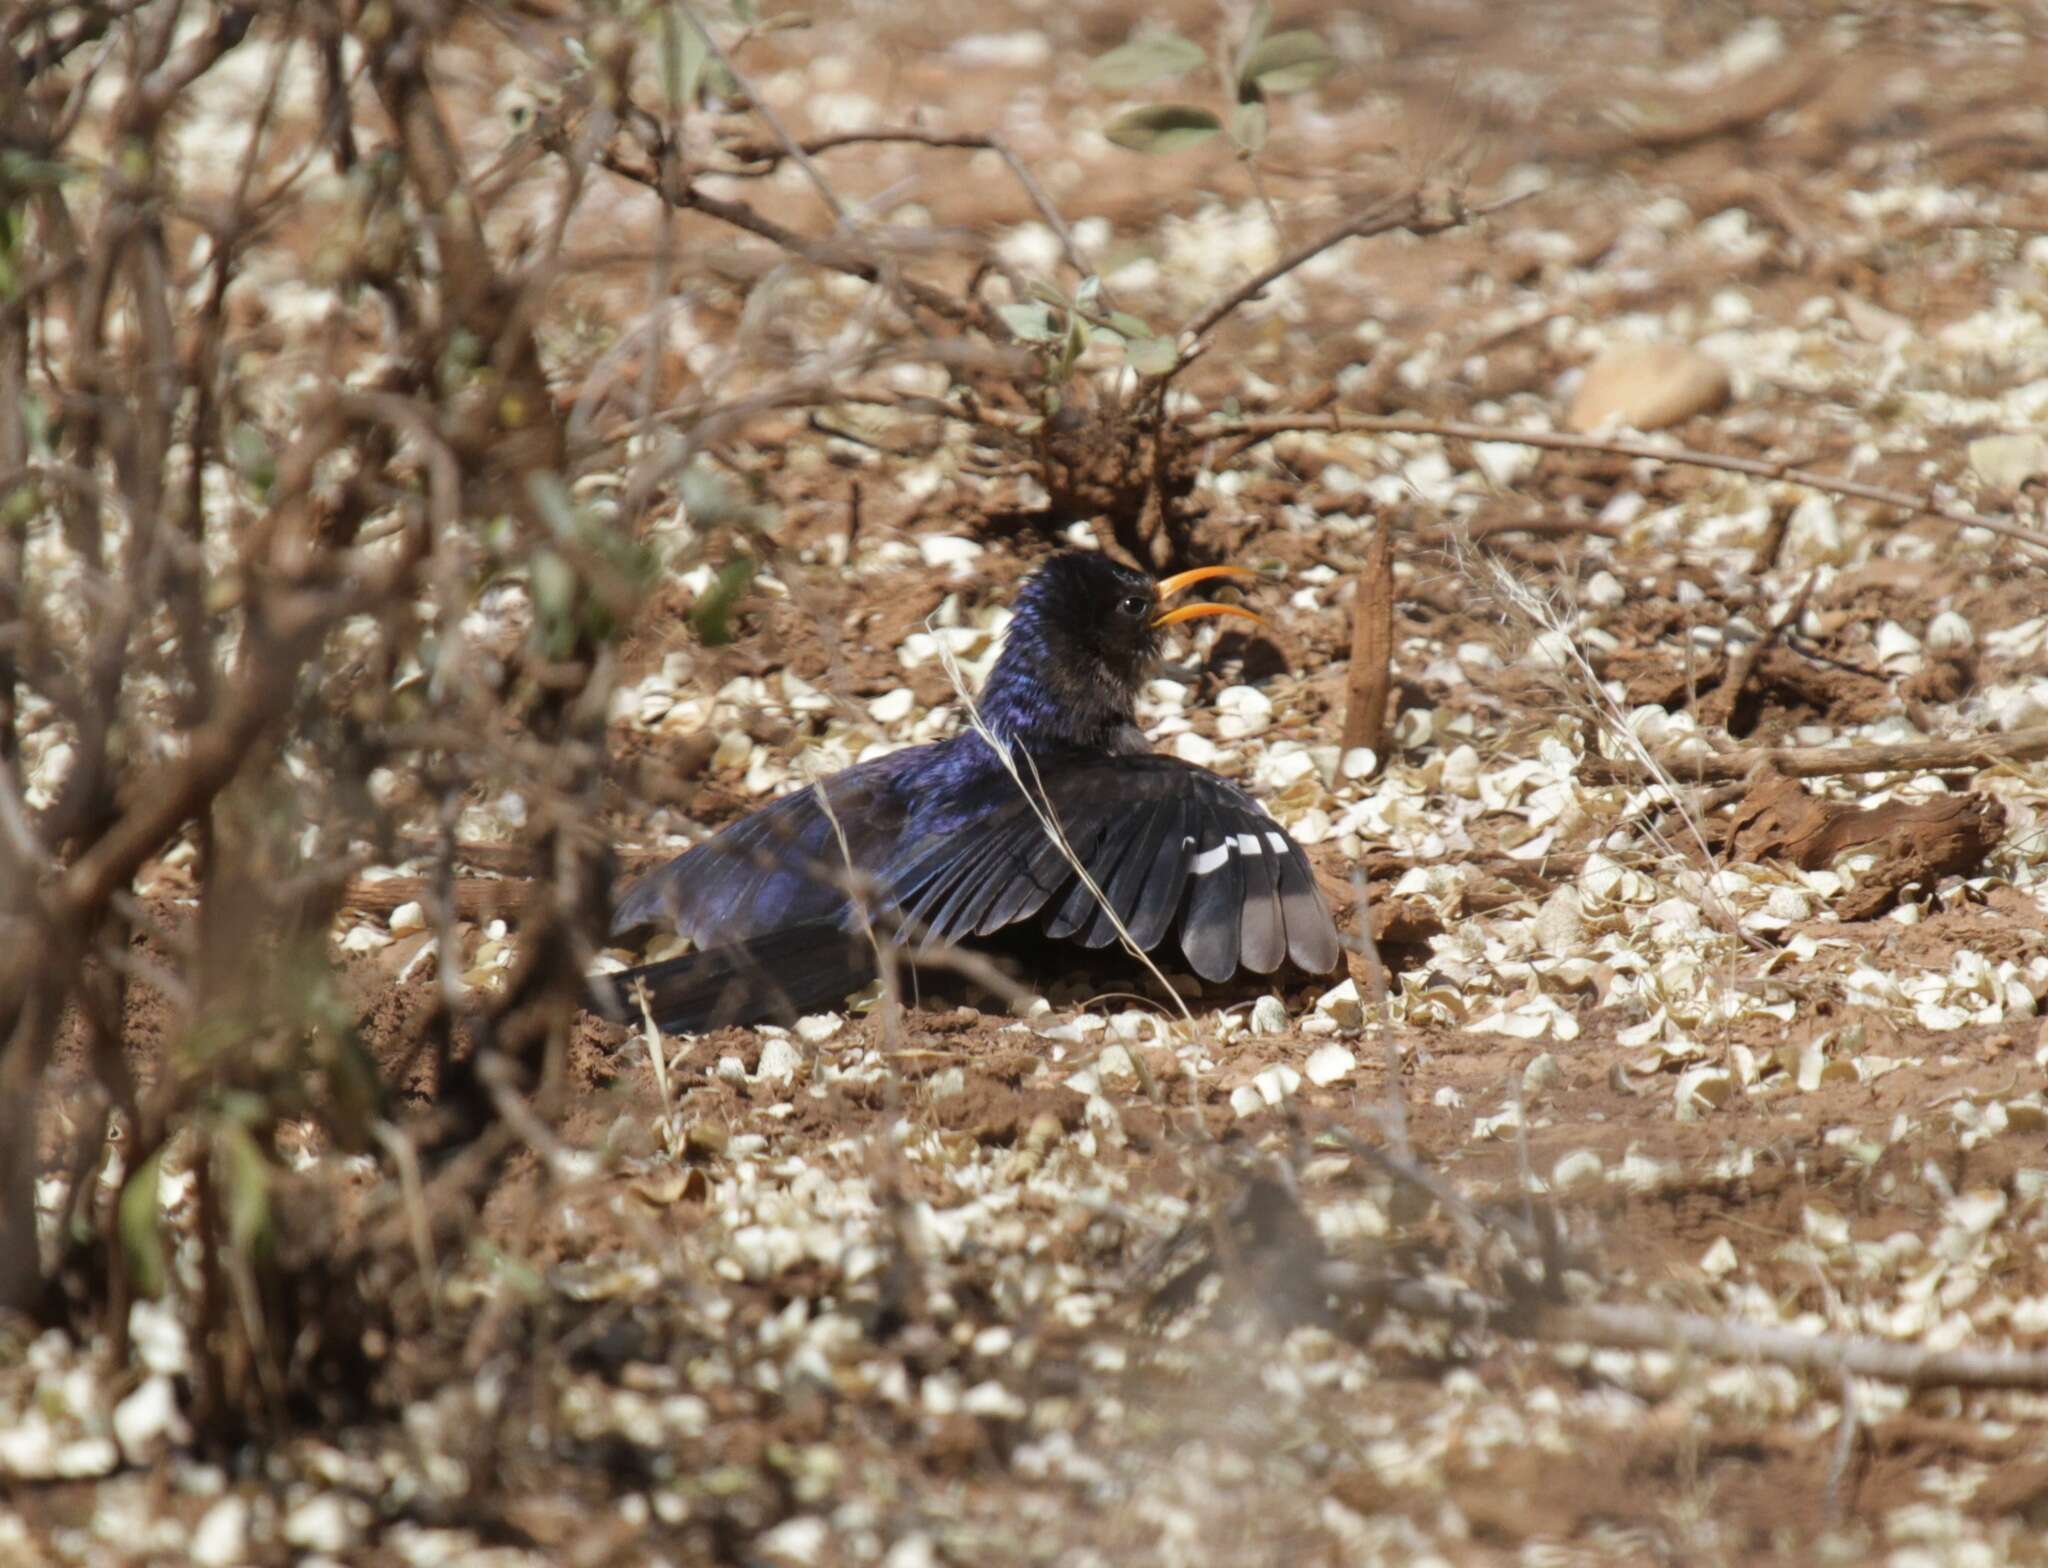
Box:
[977,626,1144,752]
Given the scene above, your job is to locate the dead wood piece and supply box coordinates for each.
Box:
[1581,723,2048,785]
[1697,574,1813,734]
[343,875,534,922]
[1340,523,1395,760]
[1601,644,1717,711]
[1353,1276,2048,1391]
[1900,647,1978,708]
[1727,771,2005,919]
[390,838,664,875]
[1749,641,1893,726]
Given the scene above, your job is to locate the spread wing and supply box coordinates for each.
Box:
[879,752,1341,981]
[610,746,927,944]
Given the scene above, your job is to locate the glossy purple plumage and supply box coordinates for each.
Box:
[608,552,1342,1030]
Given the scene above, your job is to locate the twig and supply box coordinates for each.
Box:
[720,127,1103,294]
[1344,868,1408,1159]
[676,4,840,223]
[1340,520,1395,759]
[1352,1277,2048,1391]
[372,1121,441,1331]
[475,1050,585,1186]
[631,980,683,1159]
[808,760,904,1053]
[1582,724,2048,786]
[1186,411,2048,556]
[1827,1366,1860,1521]
[1699,571,1813,734]
[343,874,531,921]
[1752,496,1796,573]
[1327,1129,1493,1251]
[597,149,972,324]
[1174,187,1422,374]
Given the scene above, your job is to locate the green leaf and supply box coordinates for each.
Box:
[1124,335,1181,376]
[1025,278,1070,308]
[996,301,1061,342]
[1056,315,1090,377]
[230,420,276,498]
[19,389,47,455]
[1231,100,1269,155]
[1105,310,1155,340]
[472,1239,548,1301]
[1239,30,1337,97]
[0,149,78,190]
[217,1123,273,1259]
[692,554,756,646]
[531,548,576,625]
[1086,32,1206,90]
[0,479,38,532]
[1104,104,1223,155]
[661,8,710,108]
[120,1149,168,1299]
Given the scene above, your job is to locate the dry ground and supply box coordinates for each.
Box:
[9,2,2048,1564]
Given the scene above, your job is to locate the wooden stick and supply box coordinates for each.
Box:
[1340,521,1395,758]
[341,875,534,921]
[1188,411,2048,556]
[1580,724,2048,785]
[1697,571,1813,733]
[384,838,664,874]
[718,128,1104,297]
[1359,1276,2048,1391]
[1169,185,1523,381]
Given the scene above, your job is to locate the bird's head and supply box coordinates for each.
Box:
[977,551,1264,750]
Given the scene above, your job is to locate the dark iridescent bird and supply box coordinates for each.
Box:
[607,551,1343,1031]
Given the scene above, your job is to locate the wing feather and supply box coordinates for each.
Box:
[1084,799,1180,950]
[1179,802,1246,982]
[851,750,1338,984]
[1125,798,1193,953]
[912,828,1041,949]
[1237,825,1287,974]
[1276,838,1343,973]
[1043,811,1128,939]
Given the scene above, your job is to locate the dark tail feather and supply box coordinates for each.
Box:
[601,922,878,1033]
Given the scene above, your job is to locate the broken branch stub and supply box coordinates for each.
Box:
[1340,522,1395,764]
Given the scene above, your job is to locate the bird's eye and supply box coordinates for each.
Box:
[1118,594,1148,617]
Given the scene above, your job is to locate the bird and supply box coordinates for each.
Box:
[605,550,1343,1032]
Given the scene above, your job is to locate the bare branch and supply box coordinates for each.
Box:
[1189,411,2048,556]
[1582,723,2048,786]
[1362,1276,2048,1391]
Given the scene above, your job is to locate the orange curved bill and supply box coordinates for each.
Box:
[1155,563,1260,600]
[1152,600,1267,631]
[1153,562,1266,630]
